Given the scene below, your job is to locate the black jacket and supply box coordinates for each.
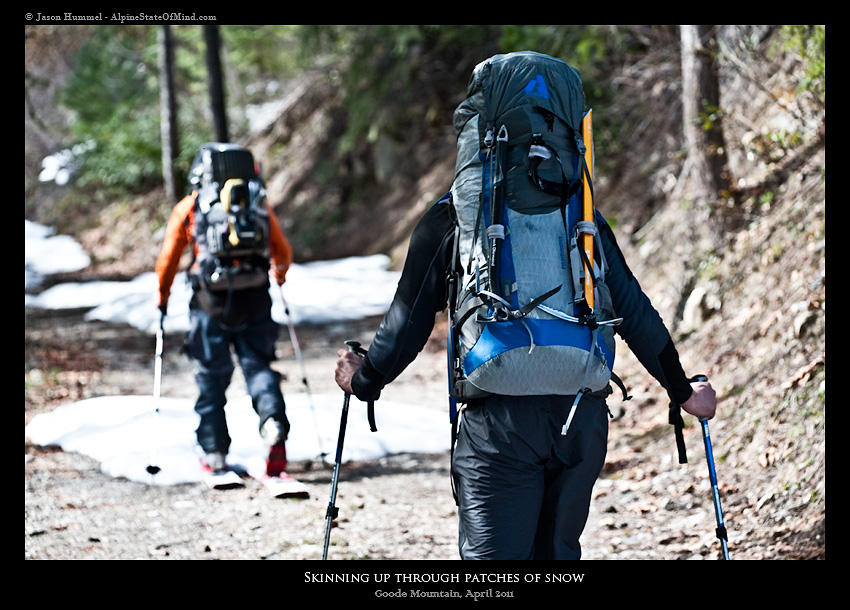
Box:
[352,196,693,406]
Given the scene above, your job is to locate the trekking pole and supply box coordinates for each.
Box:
[322,387,349,560]
[146,313,165,477]
[278,285,327,461]
[693,375,730,560]
[322,340,364,560]
[322,340,379,559]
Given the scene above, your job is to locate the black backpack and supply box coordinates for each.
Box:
[189,143,271,293]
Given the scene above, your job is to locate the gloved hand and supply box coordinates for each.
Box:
[272,264,288,286]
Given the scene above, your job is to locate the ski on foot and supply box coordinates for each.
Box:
[250,469,309,499]
[233,459,309,498]
[201,461,245,490]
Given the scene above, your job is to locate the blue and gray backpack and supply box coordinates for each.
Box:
[446,52,624,432]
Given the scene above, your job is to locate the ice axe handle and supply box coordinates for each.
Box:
[345,341,377,432]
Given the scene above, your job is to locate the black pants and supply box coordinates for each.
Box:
[451,393,609,559]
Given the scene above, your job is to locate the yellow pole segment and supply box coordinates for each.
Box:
[581,109,594,311]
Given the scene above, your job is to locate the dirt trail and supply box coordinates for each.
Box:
[27,301,820,567]
[25,309,461,562]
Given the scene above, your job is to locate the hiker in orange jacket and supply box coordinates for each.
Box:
[155,143,294,478]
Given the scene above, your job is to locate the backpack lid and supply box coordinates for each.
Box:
[189,142,257,190]
[456,51,586,140]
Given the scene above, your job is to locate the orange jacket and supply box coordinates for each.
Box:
[155,191,293,309]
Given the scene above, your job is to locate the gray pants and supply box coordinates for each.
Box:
[451,393,609,559]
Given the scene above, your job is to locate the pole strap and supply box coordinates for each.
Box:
[669,402,688,464]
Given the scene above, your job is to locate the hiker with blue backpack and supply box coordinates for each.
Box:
[334,52,716,560]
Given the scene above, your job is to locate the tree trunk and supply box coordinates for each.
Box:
[680,25,730,246]
[204,25,229,143]
[158,25,180,201]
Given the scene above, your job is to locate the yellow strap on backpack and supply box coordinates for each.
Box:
[581,109,594,311]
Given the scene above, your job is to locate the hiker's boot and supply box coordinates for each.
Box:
[201,450,227,474]
[261,419,288,477]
